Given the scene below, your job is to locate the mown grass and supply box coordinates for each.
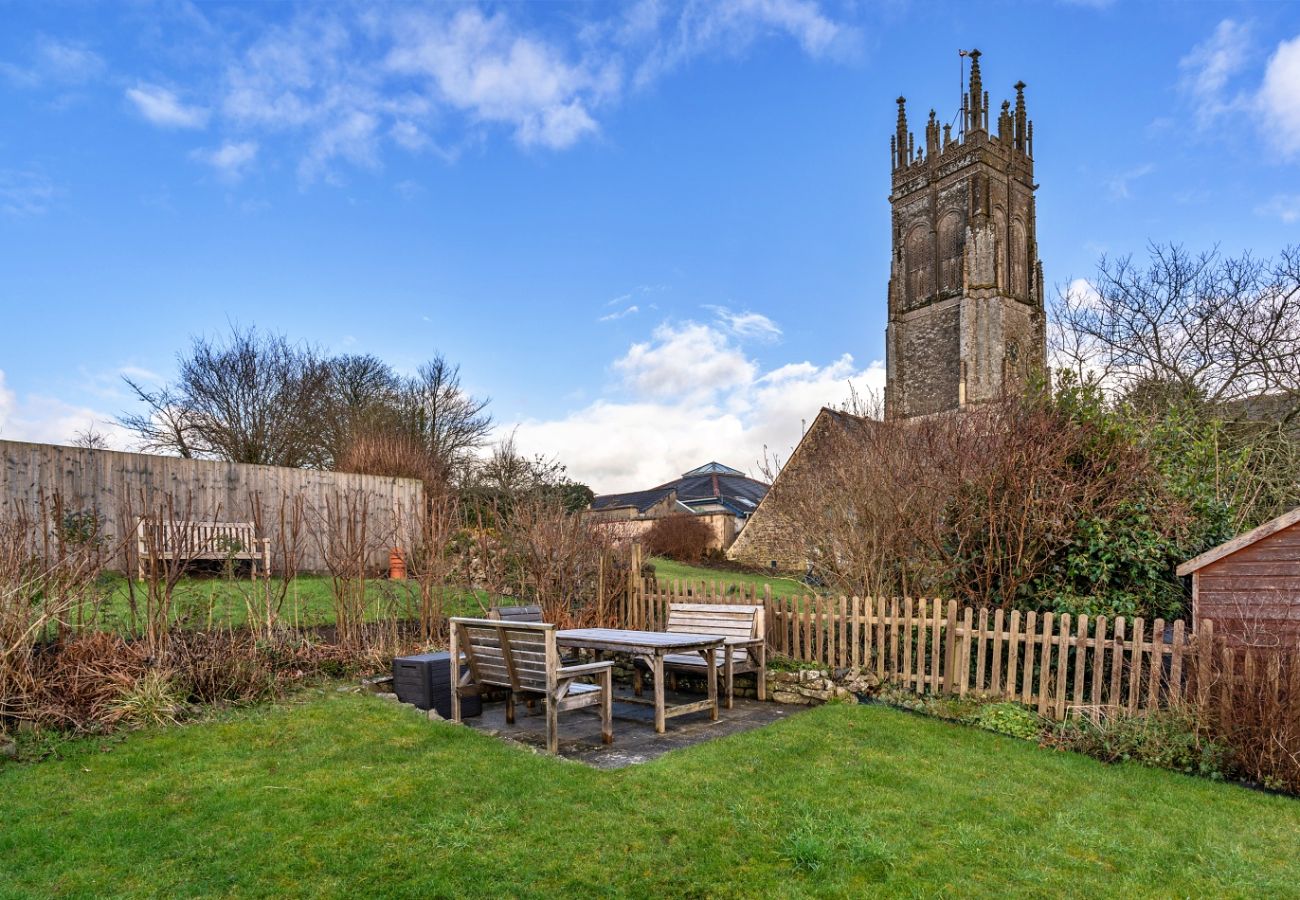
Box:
[77,575,492,635]
[647,557,807,598]
[3,695,1297,897]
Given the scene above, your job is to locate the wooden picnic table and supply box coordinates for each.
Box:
[556,628,725,733]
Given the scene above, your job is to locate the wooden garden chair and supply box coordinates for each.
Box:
[661,603,767,708]
[449,617,614,754]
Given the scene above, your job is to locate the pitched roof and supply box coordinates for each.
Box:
[589,462,769,515]
[1176,505,1300,576]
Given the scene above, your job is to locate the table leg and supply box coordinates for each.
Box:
[724,645,734,711]
[633,661,643,697]
[653,651,666,734]
[705,646,718,721]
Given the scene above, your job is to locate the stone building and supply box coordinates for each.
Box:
[584,462,769,552]
[731,51,1047,571]
[726,408,872,572]
[884,50,1046,420]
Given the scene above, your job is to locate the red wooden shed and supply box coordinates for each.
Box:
[1177,506,1300,648]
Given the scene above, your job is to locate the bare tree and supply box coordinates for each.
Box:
[1052,243,1300,422]
[120,326,331,466]
[71,425,111,450]
[400,355,492,483]
[315,354,404,469]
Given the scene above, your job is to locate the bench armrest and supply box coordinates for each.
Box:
[558,661,615,678]
[724,637,765,646]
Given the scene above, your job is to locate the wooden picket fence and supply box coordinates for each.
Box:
[623,577,1219,720]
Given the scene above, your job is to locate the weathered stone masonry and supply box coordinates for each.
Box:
[884,50,1046,420]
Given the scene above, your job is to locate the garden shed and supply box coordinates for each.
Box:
[1177,506,1300,648]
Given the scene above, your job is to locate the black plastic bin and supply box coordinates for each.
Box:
[392,651,481,719]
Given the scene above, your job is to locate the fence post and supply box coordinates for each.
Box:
[1005,609,1021,702]
[1053,613,1071,719]
[1196,618,1214,710]
[1071,614,1088,715]
[1169,619,1185,706]
[1091,616,1107,709]
[944,600,958,693]
[1146,617,1165,710]
[1127,617,1146,714]
[1036,612,1054,716]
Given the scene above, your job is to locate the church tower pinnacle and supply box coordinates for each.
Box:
[883,50,1046,420]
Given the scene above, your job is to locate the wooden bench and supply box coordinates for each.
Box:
[135,519,271,580]
[449,617,614,754]
[662,603,767,708]
[488,604,543,624]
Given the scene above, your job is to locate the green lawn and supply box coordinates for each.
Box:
[648,557,808,598]
[78,575,492,635]
[3,695,1297,897]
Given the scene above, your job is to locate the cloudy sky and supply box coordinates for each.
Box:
[2,0,1298,491]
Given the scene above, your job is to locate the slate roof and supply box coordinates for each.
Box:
[589,461,769,517]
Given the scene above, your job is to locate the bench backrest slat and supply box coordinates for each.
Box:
[666,603,764,641]
[452,618,556,693]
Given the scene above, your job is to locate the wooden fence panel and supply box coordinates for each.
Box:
[1,439,424,572]
[626,578,1212,721]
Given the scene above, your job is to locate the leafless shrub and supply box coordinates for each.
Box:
[312,490,394,649]
[477,491,627,628]
[763,394,1166,607]
[1196,638,1300,794]
[165,631,279,705]
[334,426,445,494]
[404,489,460,644]
[232,492,306,641]
[0,495,122,726]
[25,632,149,732]
[644,513,713,562]
[125,491,208,655]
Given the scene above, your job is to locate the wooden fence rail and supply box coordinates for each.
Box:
[622,577,1224,720]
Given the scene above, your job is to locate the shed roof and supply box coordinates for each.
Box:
[1176,506,1300,576]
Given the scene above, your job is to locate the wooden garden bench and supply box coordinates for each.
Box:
[135,518,271,580]
[662,603,767,708]
[448,617,614,754]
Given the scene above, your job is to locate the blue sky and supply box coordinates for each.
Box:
[2,0,1298,491]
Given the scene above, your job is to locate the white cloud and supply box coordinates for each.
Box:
[615,321,757,400]
[507,318,883,491]
[0,369,130,449]
[599,305,640,322]
[1064,277,1102,310]
[109,1,857,182]
[0,169,58,216]
[125,83,210,128]
[1256,194,1300,224]
[385,8,610,150]
[1259,34,1300,158]
[190,141,258,182]
[1178,22,1300,161]
[628,0,859,88]
[706,305,782,341]
[1179,19,1251,124]
[0,37,105,88]
[1105,163,1154,200]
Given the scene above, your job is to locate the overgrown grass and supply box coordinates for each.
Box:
[3,695,1297,897]
[647,557,807,598]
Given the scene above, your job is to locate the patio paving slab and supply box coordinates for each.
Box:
[455,687,806,769]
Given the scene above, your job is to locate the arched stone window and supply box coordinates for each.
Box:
[1011,218,1028,297]
[905,225,933,305]
[938,211,964,293]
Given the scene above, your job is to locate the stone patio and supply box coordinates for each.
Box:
[455,687,806,769]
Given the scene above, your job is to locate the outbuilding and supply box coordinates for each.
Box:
[1177,506,1300,648]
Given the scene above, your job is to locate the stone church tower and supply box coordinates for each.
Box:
[883,50,1046,420]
